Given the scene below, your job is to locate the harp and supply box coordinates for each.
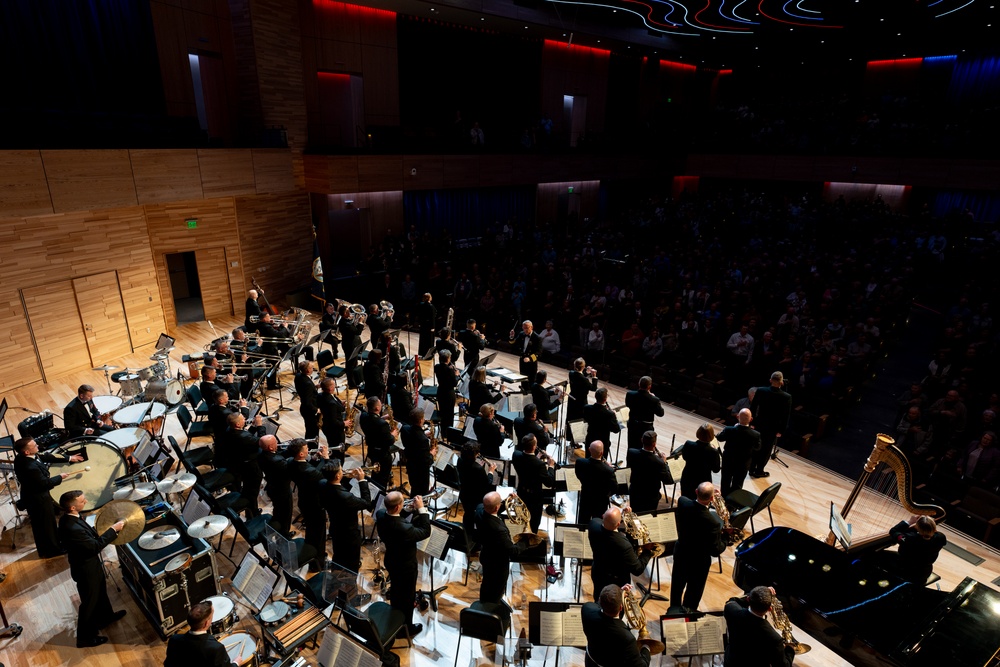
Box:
[826,433,946,551]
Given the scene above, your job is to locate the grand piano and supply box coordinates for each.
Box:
[733,526,1000,667]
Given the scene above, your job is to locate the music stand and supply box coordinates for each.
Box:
[527,601,587,667]
[552,522,592,602]
[264,523,299,571]
[634,507,678,604]
[659,609,726,663]
[316,623,382,667]
[232,548,281,612]
[415,521,451,612]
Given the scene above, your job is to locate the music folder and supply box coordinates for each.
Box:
[553,522,592,560]
[660,610,726,657]
[528,601,587,648]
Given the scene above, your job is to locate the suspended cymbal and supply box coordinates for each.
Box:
[95,499,146,545]
[187,515,230,539]
[150,353,169,361]
[138,526,181,550]
[156,473,196,495]
[92,364,119,372]
[113,482,156,501]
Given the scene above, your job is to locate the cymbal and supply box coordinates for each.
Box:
[95,499,146,545]
[512,532,545,548]
[93,365,119,372]
[187,515,230,539]
[138,526,181,550]
[150,353,169,361]
[113,482,156,501]
[156,473,196,494]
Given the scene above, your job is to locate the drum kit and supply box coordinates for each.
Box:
[95,350,183,406]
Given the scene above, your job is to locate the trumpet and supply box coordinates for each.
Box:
[345,463,380,476]
[402,486,446,511]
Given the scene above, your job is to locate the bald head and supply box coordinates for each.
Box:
[737,408,752,426]
[385,491,404,514]
[259,435,278,452]
[602,507,622,530]
[249,290,258,299]
[483,492,502,514]
[589,441,604,459]
[696,482,716,503]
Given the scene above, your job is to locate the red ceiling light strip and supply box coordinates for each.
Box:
[312,0,395,18]
[866,57,924,69]
[317,71,351,80]
[660,59,698,72]
[543,39,611,56]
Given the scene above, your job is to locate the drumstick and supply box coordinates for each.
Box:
[278,612,324,646]
[275,608,319,641]
[150,546,191,568]
[63,466,92,475]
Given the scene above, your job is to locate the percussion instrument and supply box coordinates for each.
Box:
[119,374,143,396]
[205,595,238,635]
[47,439,128,511]
[187,515,231,539]
[113,482,156,501]
[93,365,118,373]
[138,526,181,550]
[156,472,196,494]
[114,401,167,435]
[149,360,168,378]
[95,499,147,545]
[110,369,133,383]
[99,427,147,456]
[220,631,260,667]
[146,378,184,406]
[91,395,123,417]
[259,601,289,626]
[164,552,192,573]
[137,366,155,381]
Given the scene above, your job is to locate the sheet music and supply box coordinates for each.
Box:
[489,368,527,384]
[555,467,582,491]
[416,524,448,559]
[422,398,436,420]
[317,626,381,667]
[499,439,515,461]
[662,616,726,656]
[182,495,211,525]
[507,393,528,413]
[463,416,477,440]
[644,513,678,543]
[561,528,592,559]
[434,444,455,471]
[539,611,563,646]
[232,554,278,611]
[494,395,507,413]
[569,420,588,443]
[545,443,560,462]
[615,406,630,423]
[539,608,587,647]
[614,467,631,484]
[667,458,685,480]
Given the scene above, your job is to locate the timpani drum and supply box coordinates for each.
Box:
[220,632,260,667]
[146,378,185,406]
[91,395,123,418]
[204,595,237,635]
[114,402,167,436]
[47,439,128,512]
[98,427,147,458]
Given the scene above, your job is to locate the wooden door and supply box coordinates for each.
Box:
[195,247,232,321]
[21,281,91,382]
[73,271,132,364]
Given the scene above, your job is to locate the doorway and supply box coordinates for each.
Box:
[166,251,204,324]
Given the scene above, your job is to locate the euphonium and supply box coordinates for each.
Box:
[621,508,666,558]
[379,300,395,320]
[503,495,544,547]
[348,303,367,326]
[712,491,746,546]
[622,587,666,655]
[769,595,811,654]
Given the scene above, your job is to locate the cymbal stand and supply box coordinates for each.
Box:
[770,436,790,469]
[101,367,114,395]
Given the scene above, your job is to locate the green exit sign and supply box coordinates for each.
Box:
[186,219,198,229]
[568,187,574,193]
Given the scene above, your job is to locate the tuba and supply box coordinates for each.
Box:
[622,587,665,655]
[379,300,395,320]
[769,595,811,654]
[504,495,544,547]
[712,491,746,546]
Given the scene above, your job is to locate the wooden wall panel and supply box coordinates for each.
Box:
[235,192,313,305]
[249,0,308,151]
[41,150,138,212]
[252,149,296,194]
[360,44,400,125]
[359,156,403,191]
[131,149,204,204]
[22,281,92,381]
[118,265,164,349]
[73,272,133,365]
[198,149,256,197]
[0,291,42,391]
[195,247,233,319]
[0,151,53,219]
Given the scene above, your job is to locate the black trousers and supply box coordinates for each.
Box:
[388,563,417,621]
[268,491,293,537]
[437,394,456,432]
[25,496,62,557]
[330,533,362,572]
[480,559,510,604]
[751,431,778,473]
[720,461,750,497]
[300,506,327,561]
[301,408,320,440]
[238,460,263,514]
[407,464,431,497]
[670,549,711,611]
[73,567,113,641]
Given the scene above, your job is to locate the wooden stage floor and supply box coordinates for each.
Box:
[1,315,997,667]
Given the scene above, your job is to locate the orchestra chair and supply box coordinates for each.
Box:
[173,441,234,494]
[339,601,412,657]
[176,404,212,449]
[316,349,347,394]
[194,482,249,519]
[166,434,214,469]
[435,463,462,519]
[454,600,513,667]
[717,506,753,572]
[185,384,210,419]
[224,507,273,558]
[725,482,781,534]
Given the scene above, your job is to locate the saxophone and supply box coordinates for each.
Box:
[622,587,666,655]
[386,404,398,432]
[769,596,812,654]
[344,402,360,438]
[712,491,746,546]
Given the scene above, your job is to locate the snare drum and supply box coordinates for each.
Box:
[114,402,167,436]
[147,378,184,406]
[46,439,128,511]
[91,395,123,417]
[119,374,142,396]
[205,595,237,635]
[220,632,260,667]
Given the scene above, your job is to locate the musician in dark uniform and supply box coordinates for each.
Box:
[338,304,365,389]
[509,320,542,389]
[434,327,460,359]
[531,370,562,424]
[202,359,238,401]
[415,292,437,357]
[401,408,436,496]
[514,403,550,450]
[588,506,654,602]
[293,360,320,440]
[318,377,350,456]
[473,404,506,459]
[164,601,231,666]
[319,300,341,360]
[359,397,396,488]
[257,435,293,537]
[671,482,725,612]
[723,586,795,667]
[456,319,486,370]
[625,376,664,451]
[511,434,555,533]
[256,313,284,389]
[717,409,761,496]
[321,460,372,572]
[57,490,127,648]
[475,491,527,605]
[583,584,651,667]
[457,443,497,546]
[468,366,502,416]
[584,388,621,461]
[673,423,723,500]
[286,439,332,571]
[568,357,598,423]
[749,371,792,478]
[214,339,252,399]
[367,303,391,347]
[627,431,673,513]
[434,349,459,432]
[575,441,618,522]
[375,491,431,637]
[207,388,242,443]
[222,412,265,515]
[363,349,387,402]
[13,437,82,558]
[64,384,114,437]
[245,289,262,332]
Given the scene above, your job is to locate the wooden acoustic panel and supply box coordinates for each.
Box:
[195,247,233,321]
[0,289,42,391]
[234,192,312,309]
[0,150,53,219]
[73,272,133,365]
[252,149,295,194]
[198,150,256,198]
[22,281,92,381]
[118,264,165,349]
[130,149,204,204]
[41,150,139,212]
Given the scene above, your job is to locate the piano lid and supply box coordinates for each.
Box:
[734,527,1000,667]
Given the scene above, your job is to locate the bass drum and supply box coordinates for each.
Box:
[146,378,185,406]
[47,439,128,512]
